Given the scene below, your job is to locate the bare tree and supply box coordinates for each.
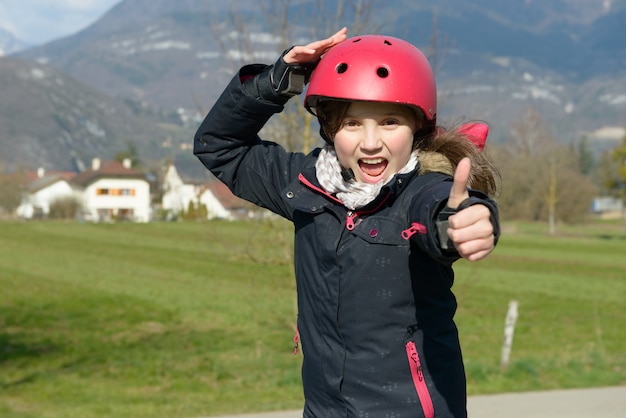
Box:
[494,106,597,228]
[422,9,450,77]
[0,162,28,219]
[509,107,551,158]
[205,0,384,153]
[545,156,558,235]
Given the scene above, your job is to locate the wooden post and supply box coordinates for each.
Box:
[501,300,519,370]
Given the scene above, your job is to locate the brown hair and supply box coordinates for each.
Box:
[417,126,501,196]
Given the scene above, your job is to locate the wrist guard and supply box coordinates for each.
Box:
[270,47,318,97]
[241,48,319,105]
[436,196,500,251]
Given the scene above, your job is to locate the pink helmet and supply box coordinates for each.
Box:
[305,35,437,122]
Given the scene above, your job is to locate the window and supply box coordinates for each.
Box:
[96,188,136,196]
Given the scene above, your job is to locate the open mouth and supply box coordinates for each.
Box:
[358,158,388,182]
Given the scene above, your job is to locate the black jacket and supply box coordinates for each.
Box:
[194,66,499,418]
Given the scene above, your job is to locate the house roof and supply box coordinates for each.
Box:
[203,181,250,210]
[28,175,71,193]
[25,170,76,183]
[71,160,145,187]
[23,170,76,193]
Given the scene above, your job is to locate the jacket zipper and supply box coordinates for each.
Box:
[298,173,390,231]
[406,341,435,418]
[345,194,391,230]
[401,222,427,240]
[346,211,357,230]
[293,326,300,355]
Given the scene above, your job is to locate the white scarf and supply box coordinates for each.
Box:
[315,145,419,210]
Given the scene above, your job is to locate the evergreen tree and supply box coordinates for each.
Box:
[577,135,595,176]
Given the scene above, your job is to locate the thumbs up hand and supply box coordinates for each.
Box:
[446,158,495,262]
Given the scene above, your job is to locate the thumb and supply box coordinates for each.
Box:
[448,157,471,209]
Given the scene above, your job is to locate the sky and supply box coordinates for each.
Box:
[0,0,122,45]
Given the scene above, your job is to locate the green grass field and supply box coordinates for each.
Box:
[1,219,625,417]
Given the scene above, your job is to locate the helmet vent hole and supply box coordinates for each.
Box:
[336,63,349,74]
[377,67,389,78]
[384,40,392,46]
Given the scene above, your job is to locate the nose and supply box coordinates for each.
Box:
[360,126,383,152]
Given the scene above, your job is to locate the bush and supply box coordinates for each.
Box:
[49,196,83,219]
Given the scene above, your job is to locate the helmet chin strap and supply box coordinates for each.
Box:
[341,167,356,182]
[319,125,333,145]
[319,126,355,181]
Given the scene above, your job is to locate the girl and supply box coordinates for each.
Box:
[194,28,500,418]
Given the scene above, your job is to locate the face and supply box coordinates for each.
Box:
[333,102,418,184]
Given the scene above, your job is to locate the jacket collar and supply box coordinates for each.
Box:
[293,163,421,212]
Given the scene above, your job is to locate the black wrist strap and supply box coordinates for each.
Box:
[270,47,319,97]
[436,205,458,251]
[435,196,500,251]
[241,49,319,104]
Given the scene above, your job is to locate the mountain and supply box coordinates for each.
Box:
[16,0,250,114]
[0,56,197,175]
[396,0,626,79]
[0,27,29,56]
[3,0,625,176]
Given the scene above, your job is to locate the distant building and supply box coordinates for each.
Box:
[161,164,252,220]
[161,164,211,217]
[16,168,76,219]
[591,196,624,217]
[71,158,151,222]
[16,160,258,222]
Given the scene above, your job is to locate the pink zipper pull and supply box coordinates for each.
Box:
[401,222,427,240]
[293,329,299,355]
[346,211,356,230]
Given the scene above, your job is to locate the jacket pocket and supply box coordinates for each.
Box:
[405,325,435,418]
[352,216,409,246]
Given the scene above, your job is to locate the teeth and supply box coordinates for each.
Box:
[360,158,384,165]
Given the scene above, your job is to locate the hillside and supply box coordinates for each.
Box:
[2,0,625,176]
[0,27,28,56]
[0,56,196,174]
[396,0,626,76]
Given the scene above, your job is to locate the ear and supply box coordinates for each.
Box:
[458,122,488,151]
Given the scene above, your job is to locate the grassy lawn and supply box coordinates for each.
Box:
[455,221,626,394]
[1,219,625,417]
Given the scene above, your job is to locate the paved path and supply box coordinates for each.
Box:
[208,386,626,418]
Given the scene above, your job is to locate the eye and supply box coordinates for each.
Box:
[382,118,400,126]
[342,119,360,128]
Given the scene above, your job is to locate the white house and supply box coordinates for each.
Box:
[16,160,252,222]
[592,196,624,217]
[161,164,204,216]
[16,168,76,219]
[197,183,234,220]
[72,158,151,222]
[161,164,239,220]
